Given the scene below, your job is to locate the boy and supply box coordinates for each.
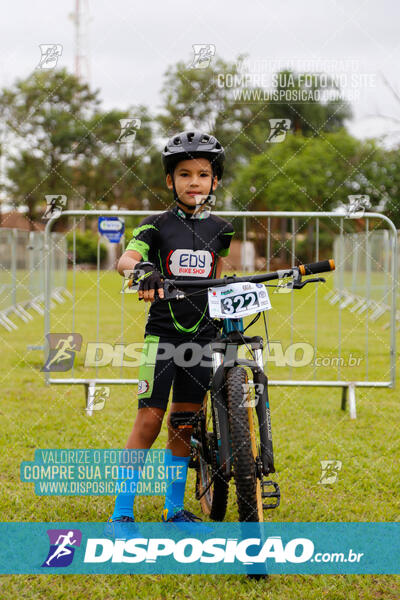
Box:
[106,130,234,532]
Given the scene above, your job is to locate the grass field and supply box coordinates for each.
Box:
[0,269,399,599]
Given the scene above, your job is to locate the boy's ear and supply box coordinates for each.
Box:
[166,173,173,190]
[212,175,218,191]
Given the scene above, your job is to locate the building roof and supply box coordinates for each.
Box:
[0,211,45,231]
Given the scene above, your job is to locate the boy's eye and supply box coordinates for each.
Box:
[178,172,210,177]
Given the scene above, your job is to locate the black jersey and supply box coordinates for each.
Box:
[126,206,234,340]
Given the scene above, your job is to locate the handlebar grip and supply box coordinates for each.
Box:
[299,259,335,276]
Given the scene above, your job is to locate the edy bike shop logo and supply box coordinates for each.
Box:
[42,529,82,568]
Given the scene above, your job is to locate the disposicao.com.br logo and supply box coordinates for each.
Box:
[0,522,384,574]
[84,536,314,564]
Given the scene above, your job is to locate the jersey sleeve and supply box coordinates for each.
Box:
[218,221,235,257]
[125,216,159,261]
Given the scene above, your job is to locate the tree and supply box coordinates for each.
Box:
[267,70,352,135]
[361,146,400,228]
[232,130,381,212]
[156,59,352,209]
[0,69,154,224]
[1,69,98,224]
[157,54,271,191]
[232,130,391,262]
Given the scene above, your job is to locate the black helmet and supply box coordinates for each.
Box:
[162,130,225,180]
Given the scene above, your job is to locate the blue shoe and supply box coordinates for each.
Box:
[104,516,140,539]
[161,508,213,534]
[162,508,202,522]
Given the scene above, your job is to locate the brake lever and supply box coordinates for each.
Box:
[163,280,186,300]
[292,277,325,289]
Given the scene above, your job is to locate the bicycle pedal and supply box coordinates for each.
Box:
[261,479,280,509]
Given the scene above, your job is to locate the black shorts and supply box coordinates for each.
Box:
[137,335,213,411]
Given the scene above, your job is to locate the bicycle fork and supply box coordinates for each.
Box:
[246,346,280,510]
[211,339,280,510]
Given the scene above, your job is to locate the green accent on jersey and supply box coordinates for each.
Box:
[126,238,150,260]
[133,224,158,237]
[138,335,160,399]
[126,224,158,260]
[168,302,209,334]
[157,250,165,275]
[219,230,234,256]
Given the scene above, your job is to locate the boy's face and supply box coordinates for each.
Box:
[166,158,218,212]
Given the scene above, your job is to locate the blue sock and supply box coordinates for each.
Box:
[162,454,190,520]
[111,450,148,521]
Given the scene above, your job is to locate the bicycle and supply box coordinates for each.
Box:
[162,259,336,522]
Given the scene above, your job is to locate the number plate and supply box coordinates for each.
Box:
[208,282,271,318]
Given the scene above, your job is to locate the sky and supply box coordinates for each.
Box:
[1,0,400,145]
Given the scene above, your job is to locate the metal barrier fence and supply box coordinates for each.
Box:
[332,230,400,329]
[43,210,398,419]
[0,228,69,331]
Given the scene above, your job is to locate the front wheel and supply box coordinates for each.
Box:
[227,366,263,522]
[195,393,229,521]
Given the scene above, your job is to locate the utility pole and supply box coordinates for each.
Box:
[70,0,91,231]
[70,0,91,82]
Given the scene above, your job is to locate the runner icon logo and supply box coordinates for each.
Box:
[42,333,82,372]
[42,529,82,568]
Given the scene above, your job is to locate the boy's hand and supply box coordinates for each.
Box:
[134,262,165,302]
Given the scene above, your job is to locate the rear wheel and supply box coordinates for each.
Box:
[227,366,263,522]
[195,393,229,521]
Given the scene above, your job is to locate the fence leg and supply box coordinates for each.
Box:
[348,383,357,419]
[14,305,33,322]
[84,382,96,417]
[30,300,44,315]
[341,384,357,418]
[341,386,347,411]
[0,314,14,332]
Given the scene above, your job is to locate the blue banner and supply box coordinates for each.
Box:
[0,522,398,574]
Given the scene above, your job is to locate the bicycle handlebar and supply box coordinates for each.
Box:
[299,259,335,276]
[163,259,335,290]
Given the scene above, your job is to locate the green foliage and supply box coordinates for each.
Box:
[0,61,399,227]
[66,230,107,264]
[268,70,352,135]
[360,145,400,227]
[156,60,351,194]
[0,69,154,219]
[232,130,384,212]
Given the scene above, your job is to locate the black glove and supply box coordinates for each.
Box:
[134,262,164,297]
